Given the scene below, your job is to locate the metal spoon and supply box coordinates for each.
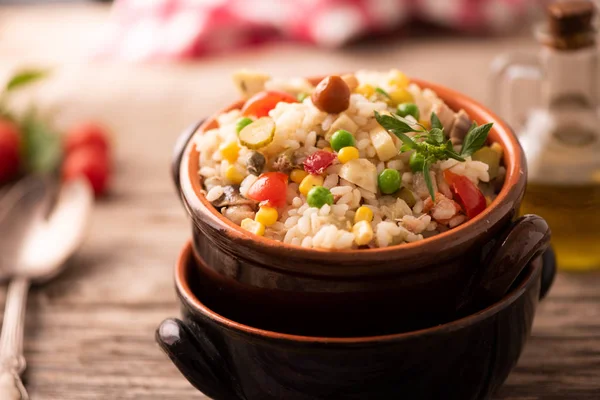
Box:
[0,178,94,399]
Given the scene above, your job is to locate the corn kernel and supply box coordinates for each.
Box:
[322,147,333,153]
[241,218,265,236]
[337,146,359,164]
[219,141,240,163]
[225,165,245,184]
[290,169,308,184]
[418,119,431,130]
[388,70,410,88]
[354,206,374,223]
[299,174,324,196]
[490,142,503,157]
[485,196,493,207]
[255,206,278,226]
[352,220,373,246]
[389,88,414,106]
[355,84,375,98]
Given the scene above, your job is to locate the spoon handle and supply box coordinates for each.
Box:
[0,278,30,400]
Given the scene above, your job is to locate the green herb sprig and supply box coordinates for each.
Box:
[0,68,60,174]
[374,110,493,200]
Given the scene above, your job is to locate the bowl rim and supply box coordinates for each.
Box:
[179,76,525,262]
[176,240,541,344]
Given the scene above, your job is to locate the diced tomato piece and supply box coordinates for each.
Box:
[62,147,109,197]
[0,119,21,183]
[303,150,336,175]
[65,121,110,156]
[241,91,297,118]
[443,170,486,219]
[247,172,288,207]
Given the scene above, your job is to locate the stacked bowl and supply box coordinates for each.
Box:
[157,77,554,400]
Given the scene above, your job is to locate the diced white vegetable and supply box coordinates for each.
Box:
[232,69,270,98]
[369,126,398,161]
[339,159,377,193]
[325,114,359,141]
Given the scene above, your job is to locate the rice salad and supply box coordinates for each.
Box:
[194,70,506,250]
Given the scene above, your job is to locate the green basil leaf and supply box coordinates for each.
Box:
[400,143,413,152]
[393,130,418,149]
[430,112,443,130]
[460,122,493,157]
[375,87,390,99]
[428,128,444,145]
[422,159,435,201]
[5,69,49,92]
[375,111,415,138]
[469,121,478,132]
[21,112,62,174]
[444,149,466,162]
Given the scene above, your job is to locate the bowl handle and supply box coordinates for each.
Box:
[470,214,551,307]
[539,246,556,301]
[171,120,204,198]
[156,318,244,400]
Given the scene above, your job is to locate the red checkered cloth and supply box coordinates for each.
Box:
[94,0,537,61]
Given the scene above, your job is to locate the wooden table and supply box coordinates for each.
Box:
[0,4,599,399]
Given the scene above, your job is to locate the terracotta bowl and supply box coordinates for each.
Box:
[156,241,556,400]
[173,78,551,336]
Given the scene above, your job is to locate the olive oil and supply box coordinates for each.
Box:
[521,183,600,271]
[491,1,600,271]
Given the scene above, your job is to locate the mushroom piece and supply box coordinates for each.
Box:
[311,76,351,114]
[211,185,256,208]
[449,110,473,145]
[246,151,266,176]
[222,205,256,225]
[271,149,304,173]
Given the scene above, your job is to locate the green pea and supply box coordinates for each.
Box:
[409,152,425,173]
[378,169,401,194]
[397,103,420,120]
[236,117,254,134]
[330,129,355,152]
[307,186,334,208]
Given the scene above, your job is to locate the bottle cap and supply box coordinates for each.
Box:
[541,1,596,49]
[548,1,595,37]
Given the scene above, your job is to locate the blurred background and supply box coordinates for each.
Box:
[1,0,600,398]
[0,0,551,189]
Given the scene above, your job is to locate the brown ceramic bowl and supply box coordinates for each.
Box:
[173,77,551,336]
[156,241,556,400]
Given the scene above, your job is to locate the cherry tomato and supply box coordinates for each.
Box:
[247,172,288,207]
[443,170,486,219]
[62,147,109,197]
[241,91,297,118]
[0,119,21,183]
[303,150,336,175]
[65,122,110,156]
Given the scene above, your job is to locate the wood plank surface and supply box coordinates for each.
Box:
[0,4,598,399]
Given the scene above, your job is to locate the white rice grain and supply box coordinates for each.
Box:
[301,236,313,248]
[330,186,353,196]
[206,186,224,202]
[323,174,339,189]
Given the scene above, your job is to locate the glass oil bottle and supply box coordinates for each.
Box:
[490,1,600,271]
